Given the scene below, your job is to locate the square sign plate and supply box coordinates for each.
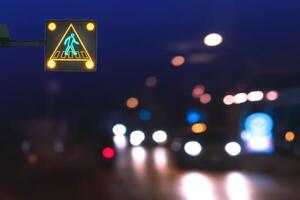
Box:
[45,20,97,72]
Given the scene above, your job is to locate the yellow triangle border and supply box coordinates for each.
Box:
[49,23,92,62]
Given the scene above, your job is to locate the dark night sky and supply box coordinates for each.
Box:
[1,0,300,114]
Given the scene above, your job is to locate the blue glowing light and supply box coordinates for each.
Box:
[186,110,201,124]
[139,110,152,121]
[242,112,274,154]
[64,33,80,56]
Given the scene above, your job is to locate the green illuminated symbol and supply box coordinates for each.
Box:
[64,33,79,56]
[49,24,92,62]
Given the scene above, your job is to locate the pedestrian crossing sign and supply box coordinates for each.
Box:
[45,20,97,71]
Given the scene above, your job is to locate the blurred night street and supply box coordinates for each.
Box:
[1,0,300,199]
[1,147,300,200]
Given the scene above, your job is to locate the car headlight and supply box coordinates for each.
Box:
[184,141,202,156]
[225,142,241,156]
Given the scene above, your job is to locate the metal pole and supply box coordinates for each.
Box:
[9,40,45,46]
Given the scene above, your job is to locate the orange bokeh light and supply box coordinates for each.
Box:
[171,56,185,67]
[126,97,139,109]
[285,131,295,142]
[191,123,207,134]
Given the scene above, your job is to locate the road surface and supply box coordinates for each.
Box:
[1,147,299,200]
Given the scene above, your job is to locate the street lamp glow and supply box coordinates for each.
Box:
[204,33,223,47]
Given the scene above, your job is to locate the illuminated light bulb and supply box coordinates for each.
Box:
[47,60,56,69]
[86,22,95,31]
[48,22,56,31]
[85,61,95,69]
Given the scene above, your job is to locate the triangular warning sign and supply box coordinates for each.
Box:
[49,24,92,62]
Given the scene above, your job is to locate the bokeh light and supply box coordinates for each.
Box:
[145,76,158,88]
[113,135,128,149]
[28,153,38,165]
[180,173,215,200]
[139,110,152,121]
[112,124,127,136]
[204,33,223,47]
[130,130,145,146]
[191,123,207,134]
[102,147,115,159]
[126,97,139,109]
[184,141,202,156]
[285,131,295,142]
[223,95,234,105]
[234,93,247,104]
[247,91,264,102]
[152,130,168,144]
[171,56,185,67]
[266,90,279,101]
[225,142,241,156]
[192,85,205,98]
[21,140,31,152]
[186,110,202,124]
[200,93,212,104]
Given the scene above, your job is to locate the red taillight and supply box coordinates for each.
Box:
[102,147,115,159]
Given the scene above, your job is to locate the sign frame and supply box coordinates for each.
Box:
[45,20,97,72]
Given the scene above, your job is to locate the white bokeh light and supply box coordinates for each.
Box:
[247,91,264,102]
[152,130,168,144]
[130,130,145,146]
[112,124,127,136]
[225,142,241,156]
[184,141,202,156]
[204,33,223,47]
[234,93,248,104]
[113,135,127,149]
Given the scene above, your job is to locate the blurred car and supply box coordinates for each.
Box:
[170,132,242,170]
